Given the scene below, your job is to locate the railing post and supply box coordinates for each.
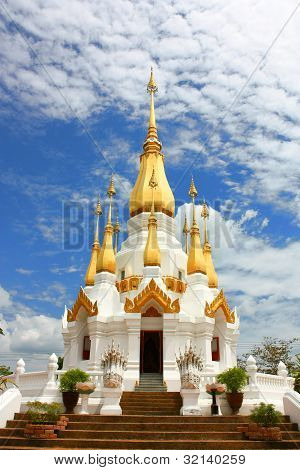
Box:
[277,361,288,390]
[42,353,59,397]
[14,358,25,386]
[246,355,258,392]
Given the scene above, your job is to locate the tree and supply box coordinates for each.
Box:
[0,365,12,376]
[57,356,64,370]
[0,327,4,336]
[238,336,299,375]
[292,354,300,393]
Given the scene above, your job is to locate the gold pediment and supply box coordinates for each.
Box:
[124,278,180,314]
[67,287,98,322]
[204,289,235,323]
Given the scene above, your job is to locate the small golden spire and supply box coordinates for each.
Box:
[114,216,120,254]
[144,169,161,267]
[183,214,189,254]
[187,178,206,275]
[201,202,218,288]
[85,196,102,286]
[96,177,116,274]
[143,68,161,152]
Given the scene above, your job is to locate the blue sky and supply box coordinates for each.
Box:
[0,0,300,370]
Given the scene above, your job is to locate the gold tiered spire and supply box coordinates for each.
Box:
[129,68,175,218]
[183,214,189,254]
[201,202,218,288]
[187,178,206,275]
[96,176,116,274]
[114,216,120,254]
[144,168,161,267]
[85,196,102,286]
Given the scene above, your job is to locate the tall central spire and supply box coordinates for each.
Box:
[129,68,175,218]
[143,68,161,152]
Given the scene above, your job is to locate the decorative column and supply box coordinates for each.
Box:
[277,361,289,391]
[246,355,258,392]
[100,340,127,415]
[124,314,141,391]
[163,315,180,391]
[197,329,214,372]
[176,342,203,415]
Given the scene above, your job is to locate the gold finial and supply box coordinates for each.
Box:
[183,214,189,254]
[187,178,206,276]
[147,67,158,94]
[114,216,120,254]
[189,177,198,199]
[144,170,161,267]
[201,201,218,288]
[201,201,209,244]
[95,195,102,216]
[96,176,116,274]
[85,196,102,286]
[107,174,116,198]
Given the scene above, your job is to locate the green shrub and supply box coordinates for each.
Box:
[59,368,90,392]
[250,403,282,427]
[217,367,248,393]
[26,401,63,424]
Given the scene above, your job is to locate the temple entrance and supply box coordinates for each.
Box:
[140,330,162,373]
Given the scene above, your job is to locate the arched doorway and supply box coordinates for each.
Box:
[140,330,162,373]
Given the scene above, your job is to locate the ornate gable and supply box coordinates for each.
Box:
[67,287,98,322]
[124,278,180,314]
[204,289,235,323]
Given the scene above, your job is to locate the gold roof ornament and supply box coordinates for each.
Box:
[85,196,102,286]
[129,68,175,218]
[124,278,180,314]
[96,176,116,274]
[114,216,120,254]
[144,168,161,267]
[183,214,189,254]
[187,178,206,275]
[67,287,98,322]
[201,202,218,288]
[205,289,235,323]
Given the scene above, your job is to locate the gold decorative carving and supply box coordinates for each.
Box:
[124,278,180,314]
[204,289,235,323]
[116,276,142,293]
[163,276,187,294]
[67,287,98,322]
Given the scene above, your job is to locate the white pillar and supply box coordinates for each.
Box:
[88,333,103,372]
[100,388,123,415]
[277,361,289,390]
[68,335,79,369]
[163,315,180,391]
[246,355,258,391]
[180,389,201,415]
[198,331,214,372]
[124,315,141,391]
[14,358,25,386]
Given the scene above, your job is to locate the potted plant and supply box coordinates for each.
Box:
[24,401,68,439]
[238,403,282,441]
[59,368,90,413]
[217,367,248,414]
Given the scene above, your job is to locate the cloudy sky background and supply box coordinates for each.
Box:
[0,0,300,370]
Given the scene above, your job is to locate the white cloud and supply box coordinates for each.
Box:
[240,209,258,225]
[16,267,34,275]
[1,0,300,221]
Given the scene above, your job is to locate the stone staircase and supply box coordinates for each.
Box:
[1,408,300,449]
[134,373,167,392]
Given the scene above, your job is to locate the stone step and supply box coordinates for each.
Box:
[0,436,300,450]
[2,428,300,441]
[13,413,291,423]
[6,420,298,432]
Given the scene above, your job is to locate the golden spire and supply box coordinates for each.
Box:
[96,176,116,274]
[201,202,218,288]
[129,68,175,218]
[144,168,161,267]
[85,196,102,286]
[187,178,206,275]
[114,216,120,254]
[183,214,189,254]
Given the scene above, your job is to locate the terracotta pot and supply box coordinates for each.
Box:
[62,391,79,413]
[226,392,243,414]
